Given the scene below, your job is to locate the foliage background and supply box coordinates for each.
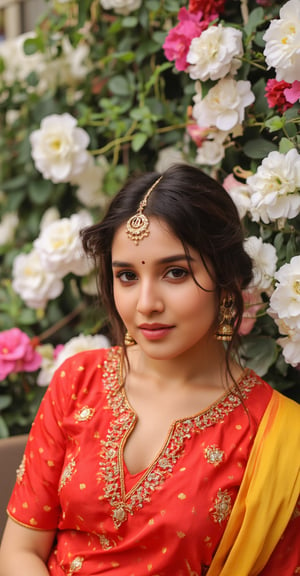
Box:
[0,0,299,437]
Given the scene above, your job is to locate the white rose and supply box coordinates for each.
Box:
[268,255,300,331]
[0,213,19,245]
[263,0,300,83]
[34,211,94,277]
[30,113,90,183]
[154,146,186,173]
[54,333,110,370]
[61,36,91,82]
[73,155,109,208]
[192,78,255,132]
[195,130,228,166]
[100,0,141,15]
[0,32,46,86]
[277,332,300,367]
[247,148,300,224]
[36,344,56,386]
[12,249,64,309]
[40,207,60,232]
[187,25,243,81]
[244,236,277,292]
[223,175,252,219]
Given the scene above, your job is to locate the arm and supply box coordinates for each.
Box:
[0,518,56,576]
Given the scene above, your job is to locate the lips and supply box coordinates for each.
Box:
[138,323,174,340]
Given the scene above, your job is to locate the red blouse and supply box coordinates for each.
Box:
[7,347,300,575]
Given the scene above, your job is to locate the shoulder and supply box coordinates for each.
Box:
[48,346,122,397]
[55,345,121,374]
[242,369,300,430]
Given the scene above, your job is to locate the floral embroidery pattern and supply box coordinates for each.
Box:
[204,445,224,466]
[74,406,95,422]
[59,458,76,492]
[16,454,26,483]
[68,556,84,575]
[98,349,256,529]
[209,489,232,524]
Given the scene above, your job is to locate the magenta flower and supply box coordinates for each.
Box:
[0,328,42,380]
[284,81,300,104]
[163,7,214,72]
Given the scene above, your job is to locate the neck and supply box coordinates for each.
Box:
[128,338,235,392]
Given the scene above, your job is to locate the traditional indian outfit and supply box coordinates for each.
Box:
[7,347,300,575]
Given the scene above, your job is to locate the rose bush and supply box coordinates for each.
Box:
[0,0,299,436]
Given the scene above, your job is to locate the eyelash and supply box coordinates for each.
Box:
[165,267,188,280]
[115,271,137,283]
[115,267,188,283]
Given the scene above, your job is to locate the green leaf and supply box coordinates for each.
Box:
[132,132,148,151]
[252,77,268,116]
[0,395,12,411]
[2,175,28,192]
[108,75,131,96]
[240,335,277,377]
[274,232,284,252]
[28,180,53,205]
[265,116,285,133]
[243,139,278,159]
[23,37,40,56]
[244,7,265,36]
[279,138,295,154]
[122,17,138,28]
[0,416,9,438]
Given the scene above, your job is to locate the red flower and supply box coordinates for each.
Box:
[265,79,293,113]
[188,0,225,18]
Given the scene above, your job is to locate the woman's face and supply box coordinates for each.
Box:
[111,217,219,361]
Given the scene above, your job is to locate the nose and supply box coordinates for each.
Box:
[136,278,164,316]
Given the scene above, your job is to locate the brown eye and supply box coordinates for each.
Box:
[165,267,188,280]
[116,271,137,283]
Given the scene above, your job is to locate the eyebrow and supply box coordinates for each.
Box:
[111,254,195,267]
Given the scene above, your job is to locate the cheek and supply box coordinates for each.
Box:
[113,286,131,322]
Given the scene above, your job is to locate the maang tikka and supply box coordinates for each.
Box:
[126,176,163,245]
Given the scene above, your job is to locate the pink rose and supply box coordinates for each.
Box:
[284,81,300,104]
[0,328,42,380]
[223,173,240,192]
[163,7,214,72]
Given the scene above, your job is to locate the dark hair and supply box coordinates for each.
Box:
[81,163,252,364]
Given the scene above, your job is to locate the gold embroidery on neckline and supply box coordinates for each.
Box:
[98,348,257,529]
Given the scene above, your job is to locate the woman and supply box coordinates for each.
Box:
[0,164,299,575]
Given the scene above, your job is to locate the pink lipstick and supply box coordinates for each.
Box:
[138,323,174,341]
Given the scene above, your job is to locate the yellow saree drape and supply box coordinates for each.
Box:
[207,389,300,576]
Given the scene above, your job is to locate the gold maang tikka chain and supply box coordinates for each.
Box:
[126,176,163,245]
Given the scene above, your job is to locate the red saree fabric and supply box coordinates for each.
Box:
[7,347,300,575]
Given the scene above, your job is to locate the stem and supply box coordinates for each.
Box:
[241,57,267,72]
[38,301,86,342]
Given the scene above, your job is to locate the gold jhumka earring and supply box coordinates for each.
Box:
[215,297,236,342]
[124,331,136,346]
[126,176,163,245]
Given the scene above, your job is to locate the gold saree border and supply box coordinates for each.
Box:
[207,390,300,576]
